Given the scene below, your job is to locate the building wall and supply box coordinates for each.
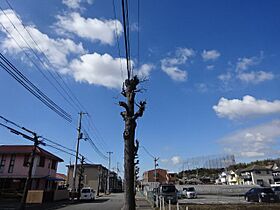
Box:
[0,154,57,178]
[67,165,108,193]
[143,169,167,183]
[0,154,29,177]
[251,170,273,187]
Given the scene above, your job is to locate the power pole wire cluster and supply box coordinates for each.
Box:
[0,115,93,208]
[0,1,111,164]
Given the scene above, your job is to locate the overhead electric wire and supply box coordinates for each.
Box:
[141,145,155,159]
[85,114,110,150]
[121,0,131,79]
[83,129,108,161]
[42,137,76,154]
[0,22,78,114]
[125,0,132,76]
[137,0,140,69]
[0,56,72,122]
[0,4,82,113]
[112,0,124,80]
[5,0,88,113]
[0,115,93,163]
[44,143,76,157]
[1,2,111,154]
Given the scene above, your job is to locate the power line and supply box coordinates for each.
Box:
[83,129,108,161]
[42,137,76,154]
[137,0,140,69]
[0,4,83,113]
[0,54,72,122]
[0,115,93,163]
[112,0,124,81]
[140,145,155,159]
[85,114,110,151]
[121,0,131,79]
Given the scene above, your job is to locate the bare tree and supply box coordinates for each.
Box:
[120,76,146,210]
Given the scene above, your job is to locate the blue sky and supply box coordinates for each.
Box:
[0,0,280,176]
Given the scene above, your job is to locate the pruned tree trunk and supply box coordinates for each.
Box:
[120,76,146,210]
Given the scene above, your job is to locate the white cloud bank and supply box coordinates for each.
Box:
[213,95,280,120]
[160,48,195,81]
[218,53,274,86]
[70,53,154,89]
[0,9,85,68]
[0,9,153,89]
[62,0,94,9]
[56,12,123,45]
[237,71,274,84]
[161,155,183,166]
[201,50,220,61]
[220,120,280,158]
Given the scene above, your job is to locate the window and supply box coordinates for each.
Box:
[23,154,29,167]
[51,160,57,170]
[0,154,6,173]
[38,156,45,167]
[8,154,16,173]
[255,170,261,174]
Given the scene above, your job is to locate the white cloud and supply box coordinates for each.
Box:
[137,63,154,79]
[236,54,263,72]
[171,156,183,165]
[201,50,221,61]
[0,9,153,89]
[62,0,94,9]
[195,83,208,93]
[0,9,85,68]
[213,95,280,120]
[161,66,187,81]
[55,12,123,45]
[69,52,153,89]
[218,72,232,83]
[237,71,274,84]
[161,156,183,166]
[161,48,194,81]
[220,120,280,158]
[206,65,214,70]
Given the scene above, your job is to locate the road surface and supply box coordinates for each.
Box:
[57,193,124,210]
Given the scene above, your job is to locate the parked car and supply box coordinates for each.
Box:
[176,189,182,199]
[271,186,280,200]
[244,187,277,203]
[80,187,96,200]
[182,187,197,199]
[153,184,178,204]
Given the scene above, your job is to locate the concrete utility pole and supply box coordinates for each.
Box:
[107,151,113,194]
[73,112,86,194]
[18,133,45,210]
[154,157,159,182]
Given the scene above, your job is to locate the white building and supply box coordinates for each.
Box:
[240,165,273,187]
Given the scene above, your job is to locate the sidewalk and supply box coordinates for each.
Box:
[135,191,154,210]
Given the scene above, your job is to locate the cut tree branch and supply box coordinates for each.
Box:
[133,101,146,120]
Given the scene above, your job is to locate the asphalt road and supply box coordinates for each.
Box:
[57,193,124,210]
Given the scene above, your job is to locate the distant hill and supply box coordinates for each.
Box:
[178,158,280,179]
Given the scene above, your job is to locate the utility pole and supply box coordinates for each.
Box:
[107,151,113,194]
[154,157,159,183]
[77,156,85,198]
[73,112,86,196]
[0,118,44,210]
[18,132,45,210]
